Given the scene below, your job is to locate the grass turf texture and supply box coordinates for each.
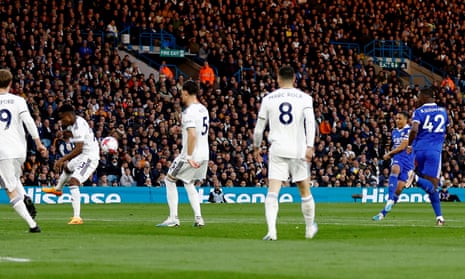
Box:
[1,202,465,279]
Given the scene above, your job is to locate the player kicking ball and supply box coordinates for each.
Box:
[42,104,100,225]
[373,112,414,221]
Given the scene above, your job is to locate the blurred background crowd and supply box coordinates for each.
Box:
[2,0,465,188]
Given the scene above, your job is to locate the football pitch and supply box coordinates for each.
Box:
[1,202,465,279]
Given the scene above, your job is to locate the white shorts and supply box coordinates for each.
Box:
[66,154,99,184]
[0,158,24,192]
[268,154,309,182]
[168,156,208,184]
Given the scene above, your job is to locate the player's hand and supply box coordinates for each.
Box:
[305,147,314,162]
[187,158,200,168]
[383,153,391,160]
[253,147,262,163]
[37,143,48,158]
[54,159,64,173]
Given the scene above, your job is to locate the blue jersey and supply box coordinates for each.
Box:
[412,103,448,152]
[391,124,414,170]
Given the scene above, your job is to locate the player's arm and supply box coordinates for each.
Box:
[385,138,409,159]
[303,106,315,162]
[253,116,267,162]
[19,111,47,157]
[407,121,419,154]
[54,141,83,172]
[186,127,200,168]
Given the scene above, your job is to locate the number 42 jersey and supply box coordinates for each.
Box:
[412,103,449,152]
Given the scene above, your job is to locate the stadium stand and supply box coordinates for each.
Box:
[1,0,465,188]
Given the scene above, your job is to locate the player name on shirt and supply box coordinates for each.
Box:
[267,91,304,99]
[0,99,14,104]
[420,107,445,113]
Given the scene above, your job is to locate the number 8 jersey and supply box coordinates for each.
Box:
[411,103,449,152]
[0,93,37,159]
[256,88,314,159]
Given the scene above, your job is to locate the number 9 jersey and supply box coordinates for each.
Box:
[0,93,38,159]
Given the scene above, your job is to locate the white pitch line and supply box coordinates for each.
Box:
[0,256,31,263]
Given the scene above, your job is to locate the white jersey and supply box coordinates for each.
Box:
[67,116,100,159]
[181,103,209,161]
[257,88,314,159]
[0,93,33,159]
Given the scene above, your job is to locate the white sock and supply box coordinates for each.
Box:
[185,182,202,217]
[69,186,81,218]
[165,177,178,219]
[301,195,315,228]
[11,197,37,228]
[265,192,279,236]
[56,172,71,191]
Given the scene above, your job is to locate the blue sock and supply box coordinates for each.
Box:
[388,174,398,200]
[417,177,434,194]
[417,177,442,217]
[429,191,442,217]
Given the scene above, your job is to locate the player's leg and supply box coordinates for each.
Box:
[157,157,183,227]
[42,164,71,196]
[6,189,40,232]
[414,151,444,225]
[66,155,98,225]
[185,181,204,226]
[293,159,317,239]
[68,178,83,224]
[264,179,281,240]
[178,160,208,226]
[373,164,400,220]
[263,155,286,240]
[0,160,39,232]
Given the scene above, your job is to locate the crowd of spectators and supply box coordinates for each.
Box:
[2,0,465,188]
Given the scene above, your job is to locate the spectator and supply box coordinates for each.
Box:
[120,167,136,187]
[209,183,227,203]
[199,61,215,89]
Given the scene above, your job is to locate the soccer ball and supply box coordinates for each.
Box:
[101,136,118,154]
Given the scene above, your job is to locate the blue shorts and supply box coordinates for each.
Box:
[414,149,442,179]
[391,159,414,182]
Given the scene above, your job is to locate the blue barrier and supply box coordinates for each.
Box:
[1,187,463,204]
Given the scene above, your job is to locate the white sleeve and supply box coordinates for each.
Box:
[304,107,315,147]
[253,117,267,147]
[20,111,40,140]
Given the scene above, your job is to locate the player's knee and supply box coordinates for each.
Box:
[68,177,80,186]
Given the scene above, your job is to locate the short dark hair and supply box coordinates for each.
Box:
[278,66,295,81]
[182,80,199,96]
[398,111,409,119]
[0,69,13,88]
[57,104,75,114]
[420,87,434,98]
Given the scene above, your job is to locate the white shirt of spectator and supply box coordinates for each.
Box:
[257,87,314,159]
[67,116,100,158]
[181,103,209,161]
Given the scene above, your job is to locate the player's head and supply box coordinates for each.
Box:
[277,66,295,87]
[418,87,435,106]
[181,80,199,104]
[0,69,13,89]
[395,111,409,129]
[57,104,76,127]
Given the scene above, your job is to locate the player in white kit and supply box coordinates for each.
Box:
[0,69,47,232]
[253,66,318,240]
[42,104,100,224]
[156,80,209,227]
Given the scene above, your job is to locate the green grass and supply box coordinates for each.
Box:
[1,202,465,279]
